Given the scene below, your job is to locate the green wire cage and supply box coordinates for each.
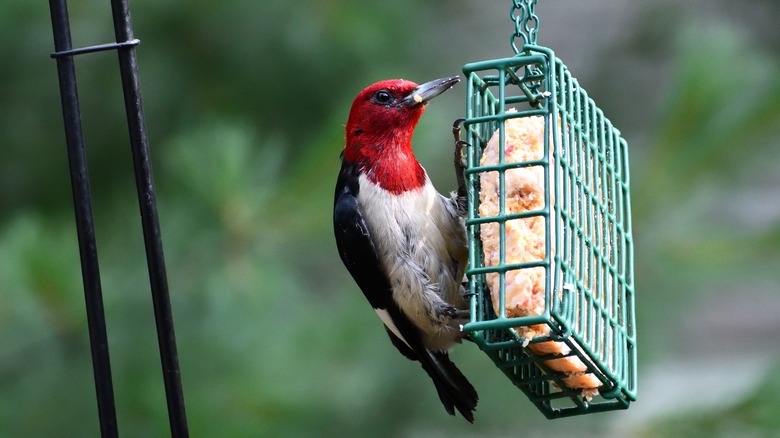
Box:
[459,2,637,419]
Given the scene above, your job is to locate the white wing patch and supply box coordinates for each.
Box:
[375,308,411,349]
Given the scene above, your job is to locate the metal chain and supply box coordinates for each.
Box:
[510,0,539,53]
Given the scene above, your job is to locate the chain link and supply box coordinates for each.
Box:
[510,0,539,53]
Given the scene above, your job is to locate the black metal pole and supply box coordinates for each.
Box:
[47,0,119,437]
[108,1,189,436]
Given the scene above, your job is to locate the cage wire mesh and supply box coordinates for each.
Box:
[459,1,636,418]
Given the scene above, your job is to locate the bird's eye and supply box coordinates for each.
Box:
[374,90,392,104]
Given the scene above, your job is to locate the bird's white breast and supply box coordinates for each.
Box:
[358,173,468,349]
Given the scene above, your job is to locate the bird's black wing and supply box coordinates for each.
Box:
[333,161,393,311]
[333,161,478,422]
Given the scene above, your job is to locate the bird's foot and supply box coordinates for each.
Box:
[452,118,469,171]
[451,118,469,215]
[435,303,459,322]
[435,303,470,322]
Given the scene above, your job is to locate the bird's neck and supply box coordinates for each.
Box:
[345,134,427,195]
[366,148,426,195]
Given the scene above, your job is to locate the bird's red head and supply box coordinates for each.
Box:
[343,76,459,193]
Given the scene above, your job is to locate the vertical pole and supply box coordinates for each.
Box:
[47,0,119,436]
[108,1,189,436]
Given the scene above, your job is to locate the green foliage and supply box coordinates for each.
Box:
[633,21,780,355]
[638,23,780,219]
[0,215,98,436]
[637,364,780,438]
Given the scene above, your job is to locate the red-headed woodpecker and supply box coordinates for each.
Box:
[333,77,478,422]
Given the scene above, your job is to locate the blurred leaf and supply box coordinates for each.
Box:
[638,361,780,438]
[0,215,98,436]
[636,23,780,221]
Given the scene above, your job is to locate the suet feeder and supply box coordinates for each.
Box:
[459,0,637,418]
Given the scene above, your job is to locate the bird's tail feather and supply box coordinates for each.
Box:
[420,349,478,423]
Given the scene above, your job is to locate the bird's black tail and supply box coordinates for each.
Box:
[420,349,478,423]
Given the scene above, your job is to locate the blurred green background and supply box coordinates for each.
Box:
[2,1,779,436]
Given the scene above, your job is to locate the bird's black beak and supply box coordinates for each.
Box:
[402,76,460,107]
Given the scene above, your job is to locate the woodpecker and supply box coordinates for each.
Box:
[333,76,478,422]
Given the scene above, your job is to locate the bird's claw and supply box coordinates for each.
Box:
[452,118,466,143]
[436,305,469,323]
[437,304,459,320]
[454,309,470,319]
